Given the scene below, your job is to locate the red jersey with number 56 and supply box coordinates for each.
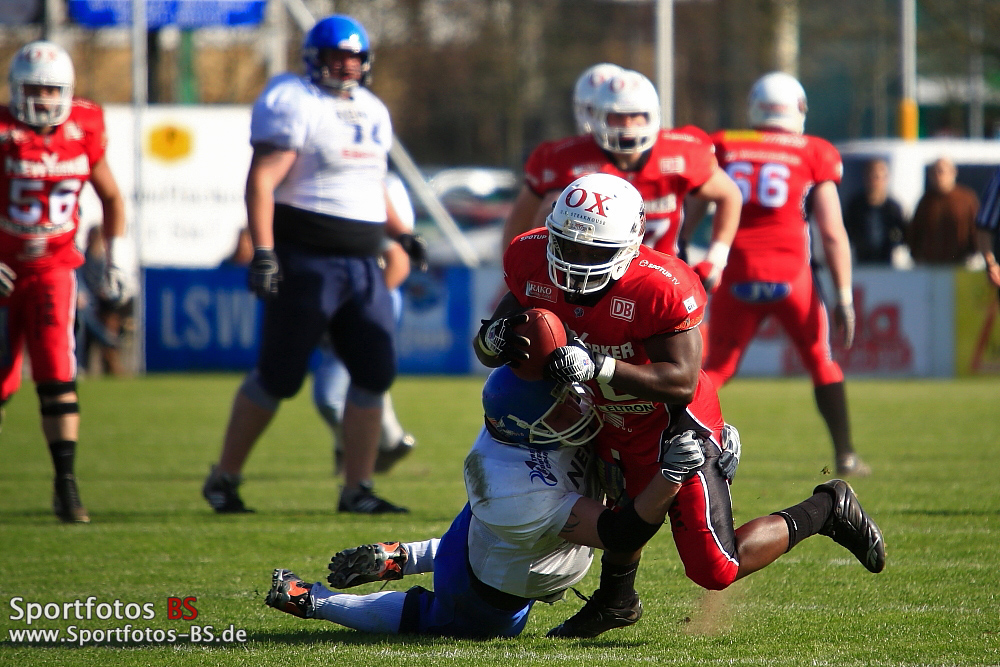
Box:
[0,100,107,273]
[523,127,717,255]
[710,129,842,283]
[503,230,722,448]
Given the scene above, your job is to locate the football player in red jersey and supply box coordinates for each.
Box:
[703,72,869,477]
[0,41,129,523]
[477,173,885,638]
[500,69,741,292]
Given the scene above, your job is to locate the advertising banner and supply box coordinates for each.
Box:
[734,268,954,378]
[78,106,252,268]
[69,1,267,28]
[144,266,261,371]
[954,270,1000,376]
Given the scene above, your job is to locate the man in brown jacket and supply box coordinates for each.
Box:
[907,157,980,264]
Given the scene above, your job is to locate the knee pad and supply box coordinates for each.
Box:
[41,401,80,417]
[346,384,385,410]
[37,381,77,399]
[239,371,281,411]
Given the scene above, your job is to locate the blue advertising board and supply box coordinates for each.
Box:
[68,1,267,29]
[396,266,472,374]
[143,265,473,374]
[144,266,261,371]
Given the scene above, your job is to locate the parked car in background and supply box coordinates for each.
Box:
[409,167,519,266]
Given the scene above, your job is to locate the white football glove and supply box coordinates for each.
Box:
[99,238,135,307]
[717,423,741,482]
[659,430,706,484]
[545,344,597,383]
[0,261,16,297]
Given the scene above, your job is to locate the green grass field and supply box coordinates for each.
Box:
[1,373,998,666]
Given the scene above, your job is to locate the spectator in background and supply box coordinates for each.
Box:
[202,15,426,515]
[843,158,908,266]
[907,157,979,264]
[0,41,132,523]
[78,225,134,377]
[975,166,1000,300]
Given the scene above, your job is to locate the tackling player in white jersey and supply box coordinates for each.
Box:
[203,14,426,515]
[264,365,707,638]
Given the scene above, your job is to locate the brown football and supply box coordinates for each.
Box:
[510,308,567,381]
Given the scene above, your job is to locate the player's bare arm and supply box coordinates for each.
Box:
[245,143,298,249]
[89,156,125,240]
[688,166,742,290]
[692,166,742,249]
[500,185,544,250]
[811,180,856,347]
[601,328,702,405]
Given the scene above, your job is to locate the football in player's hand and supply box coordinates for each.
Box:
[510,308,567,381]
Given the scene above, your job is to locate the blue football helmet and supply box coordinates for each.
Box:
[482,366,602,451]
[303,15,372,90]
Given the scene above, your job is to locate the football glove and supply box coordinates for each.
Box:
[834,302,856,349]
[0,261,16,297]
[99,266,132,307]
[98,237,135,307]
[476,312,530,364]
[659,430,706,485]
[248,247,281,299]
[397,233,428,272]
[717,423,742,483]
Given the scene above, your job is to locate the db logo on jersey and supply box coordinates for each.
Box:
[526,281,557,303]
[610,297,635,322]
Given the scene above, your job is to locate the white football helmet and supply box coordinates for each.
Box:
[590,70,661,154]
[546,173,645,295]
[747,71,807,134]
[9,41,75,127]
[573,63,624,135]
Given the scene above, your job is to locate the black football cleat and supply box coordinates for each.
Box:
[546,589,642,638]
[53,474,90,524]
[265,569,315,619]
[815,479,885,573]
[327,542,408,589]
[337,481,408,514]
[202,465,253,513]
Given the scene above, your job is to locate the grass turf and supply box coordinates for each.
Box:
[0,374,998,665]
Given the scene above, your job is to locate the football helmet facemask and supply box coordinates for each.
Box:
[9,41,74,127]
[482,366,602,451]
[546,173,645,295]
[590,70,661,154]
[303,15,372,91]
[573,63,624,135]
[747,71,807,134]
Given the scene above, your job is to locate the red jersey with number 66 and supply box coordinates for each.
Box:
[0,100,108,273]
[503,230,724,497]
[523,127,717,256]
[710,129,842,283]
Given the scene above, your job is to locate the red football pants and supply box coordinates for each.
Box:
[0,268,78,400]
[704,265,843,388]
